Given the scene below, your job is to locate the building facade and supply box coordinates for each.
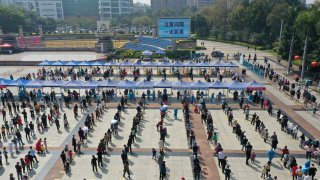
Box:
[61,0,75,17]
[99,0,133,21]
[0,0,64,20]
[133,2,150,14]
[62,0,99,19]
[194,0,214,8]
[37,0,64,20]
[151,0,188,14]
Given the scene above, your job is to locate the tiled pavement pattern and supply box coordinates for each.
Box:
[0,40,320,179]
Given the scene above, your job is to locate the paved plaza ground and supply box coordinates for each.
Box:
[0,40,319,180]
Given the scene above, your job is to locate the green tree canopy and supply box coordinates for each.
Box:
[131,16,154,26]
[0,5,57,33]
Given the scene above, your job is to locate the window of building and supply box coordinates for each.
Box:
[102,2,110,6]
[111,8,119,13]
[111,2,119,7]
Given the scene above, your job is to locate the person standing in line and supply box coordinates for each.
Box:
[245,142,253,165]
[22,109,27,122]
[127,137,133,153]
[159,139,164,152]
[60,151,66,165]
[221,156,228,173]
[15,162,23,180]
[159,161,166,180]
[77,141,82,154]
[152,148,157,159]
[225,165,231,180]
[193,143,199,159]
[121,150,128,164]
[15,130,24,146]
[9,173,15,180]
[24,155,31,172]
[72,135,77,152]
[251,151,256,163]
[63,114,69,129]
[308,163,317,179]
[194,164,201,179]
[218,150,225,167]
[173,108,178,120]
[3,147,8,163]
[78,127,84,143]
[123,160,131,178]
[20,158,26,174]
[55,118,60,131]
[29,147,39,163]
[24,125,31,141]
[29,122,35,137]
[91,155,98,172]
[97,151,103,168]
[2,109,6,121]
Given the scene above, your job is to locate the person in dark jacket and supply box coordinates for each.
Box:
[159,161,166,180]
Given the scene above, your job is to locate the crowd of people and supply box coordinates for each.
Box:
[0,53,319,180]
[243,55,318,115]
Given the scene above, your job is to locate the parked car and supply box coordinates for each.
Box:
[211,50,224,58]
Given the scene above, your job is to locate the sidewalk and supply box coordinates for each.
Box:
[238,62,320,140]
[265,56,320,98]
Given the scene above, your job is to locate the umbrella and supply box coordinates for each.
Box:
[121,61,133,67]
[0,43,13,48]
[51,60,66,66]
[38,60,52,66]
[64,60,80,66]
[104,61,120,66]
[78,61,91,66]
[142,50,153,56]
[155,50,165,55]
[90,61,105,66]
[111,119,118,124]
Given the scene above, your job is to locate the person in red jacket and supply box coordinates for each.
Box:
[281,145,289,161]
[291,165,298,179]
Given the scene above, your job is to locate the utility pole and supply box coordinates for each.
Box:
[279,20,284,44]
[287,29,294,74]
[278,19,284,63]
[301,36,308,80]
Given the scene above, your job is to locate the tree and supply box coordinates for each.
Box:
[131,16,154,26]
[0,5,25,33]
[155,8,175,17]
[266,2,290,40]
[295,10,317,79]
[192,14,210,37]
[0,5,57,33]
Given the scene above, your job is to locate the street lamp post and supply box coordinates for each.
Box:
[287,29,295,75]
[278,19,284,63]
[301,36,308,80]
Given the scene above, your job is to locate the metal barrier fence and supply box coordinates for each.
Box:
[243,61,264,77]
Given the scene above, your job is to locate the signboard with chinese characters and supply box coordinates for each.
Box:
[158,18,191,38]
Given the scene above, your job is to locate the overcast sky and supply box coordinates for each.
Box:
[134,0,150,5]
